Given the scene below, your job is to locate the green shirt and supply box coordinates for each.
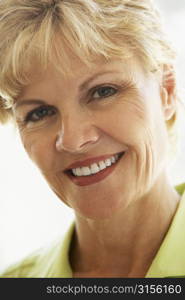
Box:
[1,183,185,278]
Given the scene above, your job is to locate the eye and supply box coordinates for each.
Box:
[25,105,56,123]
[92,86,117,99]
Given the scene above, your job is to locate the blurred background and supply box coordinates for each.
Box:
[0,0,185,272]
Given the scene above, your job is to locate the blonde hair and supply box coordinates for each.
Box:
[0,0,177,127]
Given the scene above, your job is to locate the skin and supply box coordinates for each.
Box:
[13,55,180,277]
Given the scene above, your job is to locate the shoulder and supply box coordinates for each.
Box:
[0,239,61,278]
[0,222,75,278]
[0,248,44,278]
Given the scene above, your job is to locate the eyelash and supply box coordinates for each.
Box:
[23,85,119,124]
[24,105,56,123]
[90,85,118,101]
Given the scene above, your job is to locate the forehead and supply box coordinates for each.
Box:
[17,56,156,110]
[22,55,146,90]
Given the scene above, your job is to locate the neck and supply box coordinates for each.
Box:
[70,173,180,277]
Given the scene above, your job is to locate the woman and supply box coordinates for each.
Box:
[0,0,185,278]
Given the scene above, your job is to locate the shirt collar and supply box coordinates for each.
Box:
[40,222,74,277]
[146,184,185,277]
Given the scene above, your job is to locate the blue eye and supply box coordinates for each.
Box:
[92,86,117,99]
[25,105,56,123]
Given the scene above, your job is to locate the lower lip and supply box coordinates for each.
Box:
[66,153,125,186]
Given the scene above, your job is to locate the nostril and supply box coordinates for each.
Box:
[78,139,97,148]
[55,121,101,153]
[56,135,100,153]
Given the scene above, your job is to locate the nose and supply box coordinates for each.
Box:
[55,113,100,153]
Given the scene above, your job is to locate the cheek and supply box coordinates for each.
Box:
[21,131,55,172]
[133,121,168,197]
[21,132,72,205]
[99,99,149,145]
[102,100,168,193]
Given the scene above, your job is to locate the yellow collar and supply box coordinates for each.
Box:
[146,183,185,277]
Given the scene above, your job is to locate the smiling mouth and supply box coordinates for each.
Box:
[65,151,125,186]
[69,152,124,177]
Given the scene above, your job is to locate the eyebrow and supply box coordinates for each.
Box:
[14,70,122,109]
[13,99,46,110]
[79,70,121,91]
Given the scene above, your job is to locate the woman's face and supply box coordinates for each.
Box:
[13,56,172,219]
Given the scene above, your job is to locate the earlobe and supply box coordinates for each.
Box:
[161,65,177,121]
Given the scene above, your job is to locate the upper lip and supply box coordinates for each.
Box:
[64,151,124,171]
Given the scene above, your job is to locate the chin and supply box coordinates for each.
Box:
[71,193,128,220]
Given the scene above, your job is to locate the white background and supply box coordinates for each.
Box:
[0,0,185,271]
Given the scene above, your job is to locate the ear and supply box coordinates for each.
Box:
[160,64,177,121]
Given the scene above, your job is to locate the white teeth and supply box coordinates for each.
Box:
[72,169,77,176]
[105,158,112,167]
[111,156,116,163]
[71,153,121,177]
[90,163,100,174]
[98,161,106,170]
[75,168,82,176]
[81,166,91,176]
